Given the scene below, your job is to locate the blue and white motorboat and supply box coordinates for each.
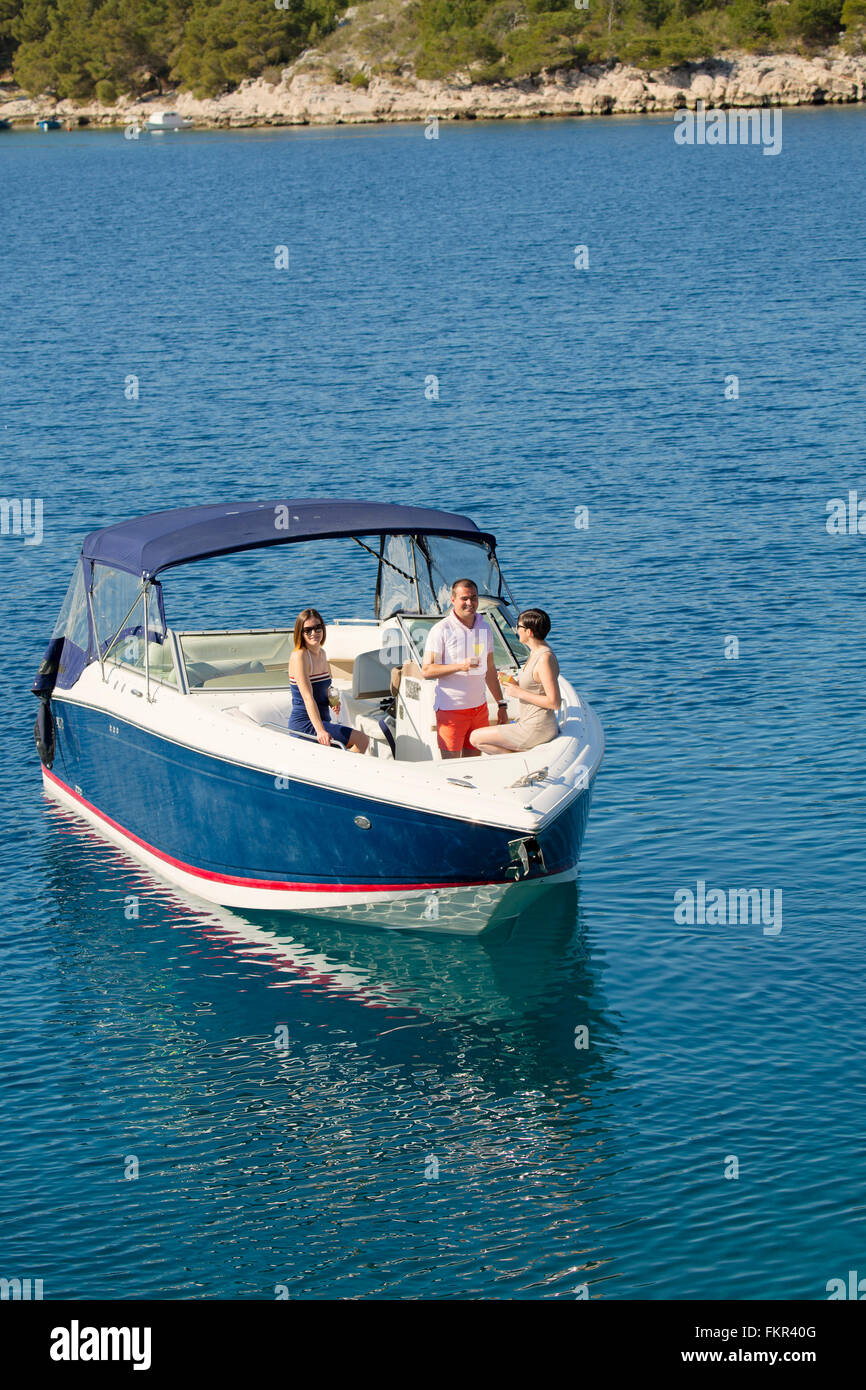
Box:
[36,118,61,131]
[32,500,604,933]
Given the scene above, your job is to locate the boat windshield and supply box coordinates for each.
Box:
[377,533,511,619]
[177,629,296,689]
[393,603,528,670]
[40,560,169,692]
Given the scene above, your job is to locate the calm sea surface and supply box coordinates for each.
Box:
[1,110,865,1299]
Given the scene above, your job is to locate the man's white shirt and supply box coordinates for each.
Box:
[423,611,494,711]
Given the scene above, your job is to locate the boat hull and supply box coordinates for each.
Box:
[43,695,595,933]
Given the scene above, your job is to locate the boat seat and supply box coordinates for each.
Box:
[187,658,266,688]
[351,649,394,702]
[352,710,396,757]
[334,689,396,756]
[232,690,395,757]
[234,693,293,728]
[330,650,394,753]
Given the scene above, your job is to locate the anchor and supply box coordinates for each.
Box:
[509,765,548,789]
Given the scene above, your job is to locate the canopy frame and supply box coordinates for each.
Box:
[80,500,498,582]
[36,502,520,700]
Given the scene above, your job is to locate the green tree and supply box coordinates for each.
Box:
[13,0,96,97]
[637,0,675,28]
[10,0,340,99]
[779,0,843,42]
[0,0,25,68]
[171,0,337,97]
[100,1,190,92]
[418,0,485,34]
[728,0,772,42]
[9,0,50,45]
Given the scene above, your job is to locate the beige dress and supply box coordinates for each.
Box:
[505,645,559,751]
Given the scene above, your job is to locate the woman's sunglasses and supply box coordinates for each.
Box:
[303,624,324,634]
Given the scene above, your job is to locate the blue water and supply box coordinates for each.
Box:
[1,109,865,1299]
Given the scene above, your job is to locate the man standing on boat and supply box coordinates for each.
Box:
[421,579,510,759]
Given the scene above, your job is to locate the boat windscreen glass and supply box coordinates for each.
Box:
[48,560,91,690]
[375,534,416,618]
[90,564,153,657]
[104,587,177,687]
[395,603,527,671]
[378,534,504,619]
[484,603,529,664]
[177,630,296,690]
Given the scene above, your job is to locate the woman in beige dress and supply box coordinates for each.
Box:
[469,609,560,756]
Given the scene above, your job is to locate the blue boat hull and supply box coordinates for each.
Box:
[45,696,592,913]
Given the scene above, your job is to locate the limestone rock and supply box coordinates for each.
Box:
[2,50,865,128]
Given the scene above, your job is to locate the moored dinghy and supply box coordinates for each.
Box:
[32,500,603,933]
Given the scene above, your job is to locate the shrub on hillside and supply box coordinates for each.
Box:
[772,0,843,42]
[728,0,773,43]
[5,0,865,100]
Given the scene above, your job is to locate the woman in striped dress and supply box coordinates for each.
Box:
[288,608,369,754]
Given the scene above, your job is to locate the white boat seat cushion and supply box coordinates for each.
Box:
[187,658,266,687]
[235,693,293,728]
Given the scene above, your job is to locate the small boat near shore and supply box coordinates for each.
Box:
[32,499,603,934]
[145,110,192,131]
[36,118,61,131]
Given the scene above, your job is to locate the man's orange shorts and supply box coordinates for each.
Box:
[435,703,489,754]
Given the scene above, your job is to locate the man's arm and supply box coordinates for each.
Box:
[422,641,470,680]
[422,656,470,679]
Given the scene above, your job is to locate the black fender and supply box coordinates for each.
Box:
[34,697,55,768]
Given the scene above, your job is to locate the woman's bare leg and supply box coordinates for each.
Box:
[348,730,370,754]
[469,726,521,756]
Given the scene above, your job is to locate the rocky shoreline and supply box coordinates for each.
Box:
[2,50,866,130]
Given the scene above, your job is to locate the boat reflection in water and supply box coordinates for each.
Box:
[41,800,616,1058]
[39,802,622,1297]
